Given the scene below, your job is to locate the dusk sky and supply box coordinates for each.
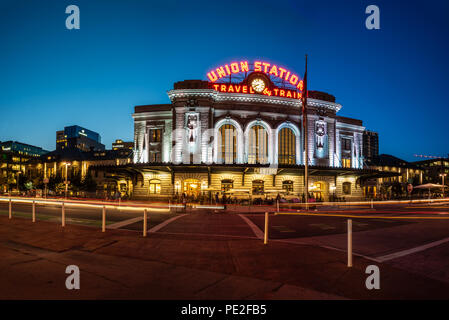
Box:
[1,0,448,161]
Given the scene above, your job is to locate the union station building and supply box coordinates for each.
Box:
[92,61,382,201]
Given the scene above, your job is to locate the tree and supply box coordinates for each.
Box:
[80,172,97,193]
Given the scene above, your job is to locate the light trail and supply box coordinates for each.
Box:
[275,211,449,220]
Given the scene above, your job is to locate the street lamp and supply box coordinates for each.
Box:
[63,162,71,199]
[440,173,447,198]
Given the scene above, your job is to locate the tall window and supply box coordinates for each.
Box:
[252,180,265,195]
[218,124,236,164]
[248,125,268,164]
[342,158,351,168]
[282,180,294,193]
[278,127,296,165]
[342,138,351,151]
[150,129,162,142]
[149,179,161,194]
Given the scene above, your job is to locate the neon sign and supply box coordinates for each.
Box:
[207,60,304,91]
[210,83,302,99]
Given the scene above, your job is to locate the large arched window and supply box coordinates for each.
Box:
[218,124,237,164]
[278,127,296,165]
[248,125,268,164]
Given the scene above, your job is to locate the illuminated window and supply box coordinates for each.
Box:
[149,179,161,194]
[248,125,268,164]
[221,179,233,193]
[278,127,296,165]
[150,129,162,142]
[342,182,351,195]
[282,180,294,193]
[342,158,351,168]
[218,124,236,164]
[252,180,264,195]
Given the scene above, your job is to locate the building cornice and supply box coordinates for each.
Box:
[167,89,342,112]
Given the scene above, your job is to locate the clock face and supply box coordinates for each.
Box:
[251,78,266,93]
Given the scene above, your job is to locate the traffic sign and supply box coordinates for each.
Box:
[407,184,413,193]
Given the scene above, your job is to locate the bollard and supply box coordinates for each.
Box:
[9,198,12,219]
[264,212,269,245]
[32,201,36,223]
[62,202,65,227]
[143,209,148,237]
[371,199,373,209]
[102,205,106,232]
[276,200,279,213]
[347,219,353,267]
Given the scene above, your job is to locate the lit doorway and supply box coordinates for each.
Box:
[183,179,200,197]
[310,181,329,201]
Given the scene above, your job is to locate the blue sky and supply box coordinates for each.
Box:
[1,0,448,161]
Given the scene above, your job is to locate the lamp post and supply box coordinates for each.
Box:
[440,173,447,198]
[63,162,71,199]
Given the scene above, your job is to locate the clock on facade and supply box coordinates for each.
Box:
[251,78,266,93]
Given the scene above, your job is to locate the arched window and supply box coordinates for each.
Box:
[221,179,233,193]
[252,180,264,195]
[342,182,351,195]
[278,127,296,164]
[248,125,268,164]
[282,180,294,193]
[218,124,237,164]
[149,179,161,194]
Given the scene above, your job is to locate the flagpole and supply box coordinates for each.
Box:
[302,54,309,210]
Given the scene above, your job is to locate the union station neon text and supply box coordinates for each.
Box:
[207,60,304,90]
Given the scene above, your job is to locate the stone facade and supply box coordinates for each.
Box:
[123,80,368,201]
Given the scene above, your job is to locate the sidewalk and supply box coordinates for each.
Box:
[1,216,449,299]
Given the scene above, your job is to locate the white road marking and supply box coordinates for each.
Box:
[376,237,449,262]
[149,214,187,233]
[274,239,382,263]
[238,214,264,239]
[108,216,143,229]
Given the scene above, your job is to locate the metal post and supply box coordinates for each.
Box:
[276,200,279,213]
[65,164,68,199]
[143,209,148,237]
[371,199,373,209]
[264,212,269,245]
[102,205,106,232]
[32,200,36,223]
[61,202,65,227]
[347,219,353,267]
[8,198,12,219]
